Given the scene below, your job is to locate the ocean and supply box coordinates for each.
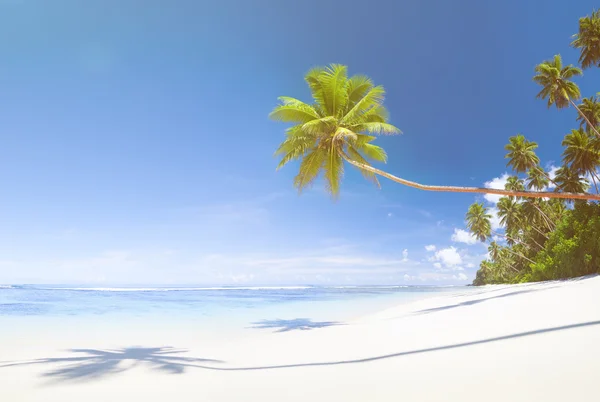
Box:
[0,284,470,331]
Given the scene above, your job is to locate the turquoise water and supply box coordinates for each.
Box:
[0,285,467,327]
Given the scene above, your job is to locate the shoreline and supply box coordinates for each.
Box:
[1,276,599,401]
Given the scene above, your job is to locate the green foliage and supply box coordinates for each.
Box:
[531,203,600,280]
[571,10,600,69]
[533,54,582,109]
[469,9,600,285]
[271,64,401,198]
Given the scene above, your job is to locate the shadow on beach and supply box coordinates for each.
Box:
[249,318,343,332]
[2,320,599,383]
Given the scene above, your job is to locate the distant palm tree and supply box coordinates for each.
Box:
[576,96,600,131]
[466,203,492,242]
[554,165,590,194]
[272,64,600,201]
[562,129,600,192]
[505,135,540,173]
[571,10,600,69]
[526,167,550,191]
[497,197,521,231]
[533,55,600,138]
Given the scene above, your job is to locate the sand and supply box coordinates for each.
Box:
[1,276,599,401]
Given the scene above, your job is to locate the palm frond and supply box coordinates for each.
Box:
[319,64,349,117]
[350,122,401,135]
[293,147,327,192]
[324,146,344,198]
[341,86,386,124]
[269,103,320,123]
[357,142,387,162]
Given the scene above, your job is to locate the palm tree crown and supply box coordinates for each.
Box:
[571,10,600,69]
[533,54,582,109]
[466,203,492,242]
[271,64,400,198]
[505,135,540,173]
[577,96,600,130]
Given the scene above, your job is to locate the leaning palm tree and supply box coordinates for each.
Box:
[576,96,600,131]
[271,64,400,198]
[272,64,600,201]
[571,10,600,69]
[533,55,600,138]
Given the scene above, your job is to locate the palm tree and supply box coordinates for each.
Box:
[271,64,400,198]
[533,55,600,138]
[571,10,600,69]
[576,96,600,131]
[526,167,550,190]
[554,165,590,194]
[497,197,521,230]
[466,203,492,242]
[505,135,540,173]
[562,129,600,192]
[273,64,600,201]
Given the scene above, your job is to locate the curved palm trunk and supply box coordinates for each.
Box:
[340,153,600,201]
[570,99,600,139]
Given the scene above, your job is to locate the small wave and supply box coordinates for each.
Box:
[330,285,409,289]
[44,286,315,292]
[0,285,13,289]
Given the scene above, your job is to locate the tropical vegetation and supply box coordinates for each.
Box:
[271,9,600,285]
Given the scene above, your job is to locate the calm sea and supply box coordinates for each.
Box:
[0,284,470,327]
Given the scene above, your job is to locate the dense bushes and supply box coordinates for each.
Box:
[530,203,600,281]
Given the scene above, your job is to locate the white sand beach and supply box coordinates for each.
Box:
[1,276,599,402]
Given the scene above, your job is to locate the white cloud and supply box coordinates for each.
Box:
[483,173,510,204]
[489,207,503,230]
[433,262,442,269]
[451,228,478,245]
[547,165,559,189]
[466,263,475,268]
[430,246,463,268]
[425,244,436,252]
[387,212,394,218]
[402,249,409,262]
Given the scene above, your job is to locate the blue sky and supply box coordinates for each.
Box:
[1,0,599,285]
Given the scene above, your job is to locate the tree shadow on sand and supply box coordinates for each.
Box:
[250,318,343,332]
[414,287,559,315]
[0,347,222,383]
[2,320,599,383]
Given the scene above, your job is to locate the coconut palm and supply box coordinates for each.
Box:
[526,167,550,190]
[576,96,600,131]
[465,203,492,242]
[554,165,590,194]
[505,135,540,173]
[273,64,600,201]
[497,197,522,231]
[571,10,600,69]
[271,64,400,198]
[533,55,600,138]
[562,129,600,192]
